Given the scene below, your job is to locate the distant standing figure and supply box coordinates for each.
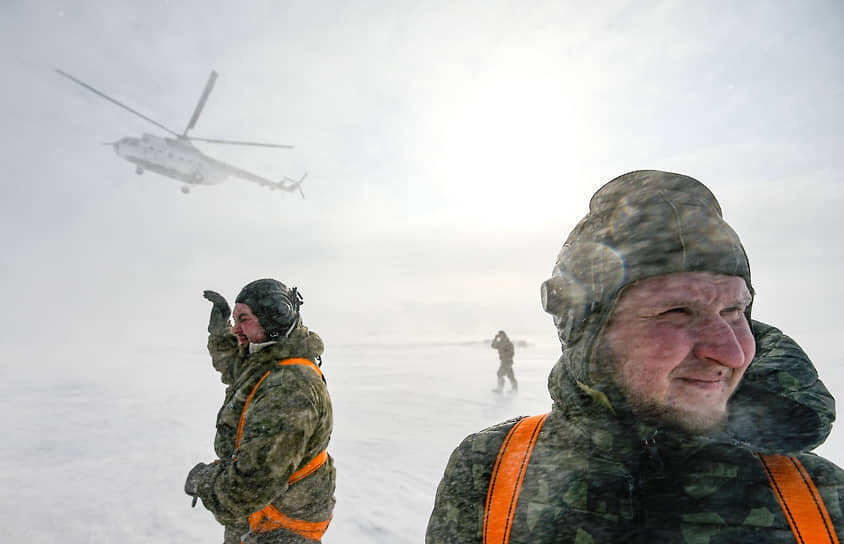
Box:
[491,330,517,392]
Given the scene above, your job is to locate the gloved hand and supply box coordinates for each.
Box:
[203,290,232,335]
[185,461,215,498]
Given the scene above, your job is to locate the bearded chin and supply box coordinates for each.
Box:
[590,339,730,434]
[623,390,729,434]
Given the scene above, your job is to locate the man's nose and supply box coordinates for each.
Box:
[692,317,750,368]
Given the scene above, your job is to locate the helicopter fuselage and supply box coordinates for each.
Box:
[57,69,305,196]
[114,133,225,185]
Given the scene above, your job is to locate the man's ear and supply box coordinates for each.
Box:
[541,272,589,345]
[542,241,627,345]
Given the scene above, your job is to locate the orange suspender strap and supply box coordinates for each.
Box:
[235,370,271,450]
[756,453,839,544]
[235,358,325,450]
[483,413,549,544]
[279,357,324,381]
[232,358,331,541]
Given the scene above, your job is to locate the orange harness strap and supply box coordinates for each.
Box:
[756,453,839,544]
[233,358,331,541]
[289,449,328,485]
[279,357,325,381]
[248,506,331,540]
[484,420,839,544]
[235,370,271,450]
[235,358,325,450]
[483,413,549,544]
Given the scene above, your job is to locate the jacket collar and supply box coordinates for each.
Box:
[248,340,277,354]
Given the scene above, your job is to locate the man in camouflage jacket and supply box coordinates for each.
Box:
[187,279,335,544]
[427,170,844,543]
[491,330,518,392]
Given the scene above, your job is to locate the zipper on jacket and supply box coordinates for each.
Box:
[642,433,665,477]
[628,430,665,539]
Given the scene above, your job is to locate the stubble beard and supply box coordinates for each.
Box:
[592,340,729,435]
[617,382,728,434]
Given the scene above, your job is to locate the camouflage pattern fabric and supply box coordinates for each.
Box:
[496,364,516,381]
[426,322,844,543]
[196,325,335,544]
[208,332,241,386]
[730,320,835,453]
[491,335,515,363]
[492,335,517,391]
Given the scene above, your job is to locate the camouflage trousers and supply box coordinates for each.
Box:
[496,362,517,391]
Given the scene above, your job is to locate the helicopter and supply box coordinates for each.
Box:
[56,69,306,196]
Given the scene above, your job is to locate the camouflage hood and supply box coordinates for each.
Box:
[727,321,834,453]
[541,170,751,386]
[544,171,834,453]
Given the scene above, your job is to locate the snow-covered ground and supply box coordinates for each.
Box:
[3,339,842,542]
[2,340,555,542]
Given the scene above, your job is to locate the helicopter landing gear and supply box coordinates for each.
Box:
[136,166,144,175]
[181,185,190,194]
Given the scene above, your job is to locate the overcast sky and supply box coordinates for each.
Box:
[2,1,842,363]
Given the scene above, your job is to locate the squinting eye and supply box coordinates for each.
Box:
[661,307,689,315]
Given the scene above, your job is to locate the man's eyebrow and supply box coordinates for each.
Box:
[638,297,691,308]
[733,294,753,306]
[658,298,691,306]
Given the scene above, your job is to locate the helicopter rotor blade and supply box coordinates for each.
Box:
[187,136,294,149]
[183,70,218,137]
[56,69,181,137]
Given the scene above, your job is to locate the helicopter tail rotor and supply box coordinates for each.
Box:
[296,172,307,199]
[280,172,307,199]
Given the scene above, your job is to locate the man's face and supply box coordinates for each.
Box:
[597,272,755,432]
[231,303,267,345]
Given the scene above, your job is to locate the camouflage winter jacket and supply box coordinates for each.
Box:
[427,321,844,543]
[207,332,242,386]
[491,336,515,363]
[195,325,335,543]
